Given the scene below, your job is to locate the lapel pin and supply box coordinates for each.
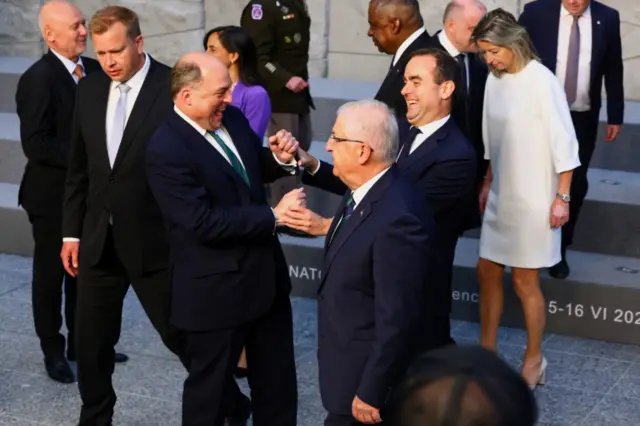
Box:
[597,21,601,25]
[360,210,363,217]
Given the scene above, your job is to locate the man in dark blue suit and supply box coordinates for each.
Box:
[518,0,624,279]
[280,49,478,345]
[146,52,302,426]
[280,99,445,425]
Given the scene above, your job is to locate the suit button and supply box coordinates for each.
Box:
[108,177,115,183]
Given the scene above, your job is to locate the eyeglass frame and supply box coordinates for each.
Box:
[328,133,375,151]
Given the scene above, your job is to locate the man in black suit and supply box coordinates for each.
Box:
[60,6,190,425]
[367,0,430,120]
[15,0,126,385]
[280,100,444,426]
[279,49,477,349]
[146,52,301,426]
[519,0,624,279]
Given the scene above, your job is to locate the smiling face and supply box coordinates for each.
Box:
[92,21,144,82]
[41,2,88,61]
[476,40,515,73]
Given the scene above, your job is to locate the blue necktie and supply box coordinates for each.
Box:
[107,83,131,167]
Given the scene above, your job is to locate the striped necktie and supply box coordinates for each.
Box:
[329,193,355,245]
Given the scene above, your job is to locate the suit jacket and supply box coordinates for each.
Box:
[63,57,173,276]
[15,50,101,217]
[519,0,624,124]
[423,32,488,179]
[146,106,291,331]
[305,118,477,316]
[318,167,440,414]
[374,30,431,120]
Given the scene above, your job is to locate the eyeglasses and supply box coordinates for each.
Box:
[329,133,374,151]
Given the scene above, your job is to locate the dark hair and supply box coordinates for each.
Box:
[202,25,264,87]
[387,346,538,426]
[408,48,459,85]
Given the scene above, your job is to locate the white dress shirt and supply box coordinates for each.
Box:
[407,115,451,155]
[50,48,85,83]
[555,5,592,111]
[351,167,391,208]
[438,30,470,89]
[173,105,246,170]
[105,53,151,146]
[392,27,427,67]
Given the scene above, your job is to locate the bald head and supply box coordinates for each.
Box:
[442,0,486,52]
[39,0,87,61]
[172,52,233,131]
[367,0,424,55]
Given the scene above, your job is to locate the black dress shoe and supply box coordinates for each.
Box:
[115,352,129,363]
[549,259,570,279]
[44,355,74,384]
[224,397,252,426]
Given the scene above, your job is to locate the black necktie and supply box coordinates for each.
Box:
[398,126,421,162]
[455,54,471,135]
[455,54,468,95]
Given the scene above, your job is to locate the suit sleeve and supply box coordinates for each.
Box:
[146,139,276,243]
[604,10,624,125]
[301,161,348,196]
[517,4,533,31]
[241,3,294,89]
[356,213,431,408]
[62,86,89,239]
[15,69,68,168]
[419,156,477,217]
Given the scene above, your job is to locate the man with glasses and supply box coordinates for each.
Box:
[275,48,477,347]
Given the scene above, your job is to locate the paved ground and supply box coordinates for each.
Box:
[1,253,640,425]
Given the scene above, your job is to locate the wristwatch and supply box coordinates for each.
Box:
[556,192,571,202]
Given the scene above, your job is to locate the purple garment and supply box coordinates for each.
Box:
[231,80,272,138]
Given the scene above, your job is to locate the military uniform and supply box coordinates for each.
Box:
[241,0,315,206]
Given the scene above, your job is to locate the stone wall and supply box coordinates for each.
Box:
[0,0,637,100]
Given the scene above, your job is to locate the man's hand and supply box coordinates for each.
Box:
[269,130,300,164]
[352,396,382,424]
[60,241,80,277]
[281,205,332,236]
[286,76,308,93]
[273,188,306,225]
[550,198,570,229]
[296,147,319,173]
[605,124,621,142]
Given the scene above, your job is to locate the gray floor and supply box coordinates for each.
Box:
[1,254,640,425]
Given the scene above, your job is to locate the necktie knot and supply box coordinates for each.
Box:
[117,83,131,94]
[73,64,84,80]
[345,193,355,217]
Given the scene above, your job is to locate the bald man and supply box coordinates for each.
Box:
[369,0,430,120]
[14,0,126,385]
[146,52,300,426]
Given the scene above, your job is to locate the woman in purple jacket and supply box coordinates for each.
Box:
[204,25,272,138]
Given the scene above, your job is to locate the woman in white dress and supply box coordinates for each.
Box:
[470,9,580,388]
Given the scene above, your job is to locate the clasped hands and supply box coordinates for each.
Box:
[270,130,330,236]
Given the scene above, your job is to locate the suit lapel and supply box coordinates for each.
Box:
[112,58,163,171]
[376,31,430,99]
[399,119,451,170]
[589,4,605,83]
[547,1,562,72]
[319,168,395,290]
[88,74,112,171]
[44,51,77,93]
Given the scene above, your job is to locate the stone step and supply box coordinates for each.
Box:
[279,234,640,346]
[0,113,24,185]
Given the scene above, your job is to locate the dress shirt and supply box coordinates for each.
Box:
[555,5,592,111]
[438,30,469,89]
[408,115,451,154]
[50,48,85,83]
[351,167,391,208]
[392,27,427,67]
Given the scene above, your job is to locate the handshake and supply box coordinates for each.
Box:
[270,131,331,237]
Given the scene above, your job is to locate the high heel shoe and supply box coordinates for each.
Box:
[528,356,548,390]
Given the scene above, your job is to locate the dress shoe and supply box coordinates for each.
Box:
[549,259,570,279]
[44,355,74,383]
[224,397,252,426]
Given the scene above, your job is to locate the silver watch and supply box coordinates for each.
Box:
[556,192,571,202]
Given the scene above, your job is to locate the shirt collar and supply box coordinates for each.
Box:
[417,115,451,138]
[561,4,591,17]
[50,48,84,76]
[111,52,151,92]
[352,166,391,206]
[438,30,461,57]
[174,104,209,137]
[392,27,427,66]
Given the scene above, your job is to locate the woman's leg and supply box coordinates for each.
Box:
[511,267,546,385]
[477,257,506,351]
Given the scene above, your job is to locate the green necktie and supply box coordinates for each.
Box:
[329,193,355,245]
[208,130,250,186]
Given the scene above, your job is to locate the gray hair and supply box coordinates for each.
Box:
[470,8,539,77]
[170,60,203,98]
[336,100,399,164]
[442,0,487,24]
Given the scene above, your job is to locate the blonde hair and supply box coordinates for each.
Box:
[470,8,539,77]
[88,6,141,40]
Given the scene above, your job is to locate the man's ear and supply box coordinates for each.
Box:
[357,144,374,165]
[440,80,456,101]
[390,18,402,35]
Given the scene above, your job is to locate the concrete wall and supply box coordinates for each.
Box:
[0,0,637,99]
